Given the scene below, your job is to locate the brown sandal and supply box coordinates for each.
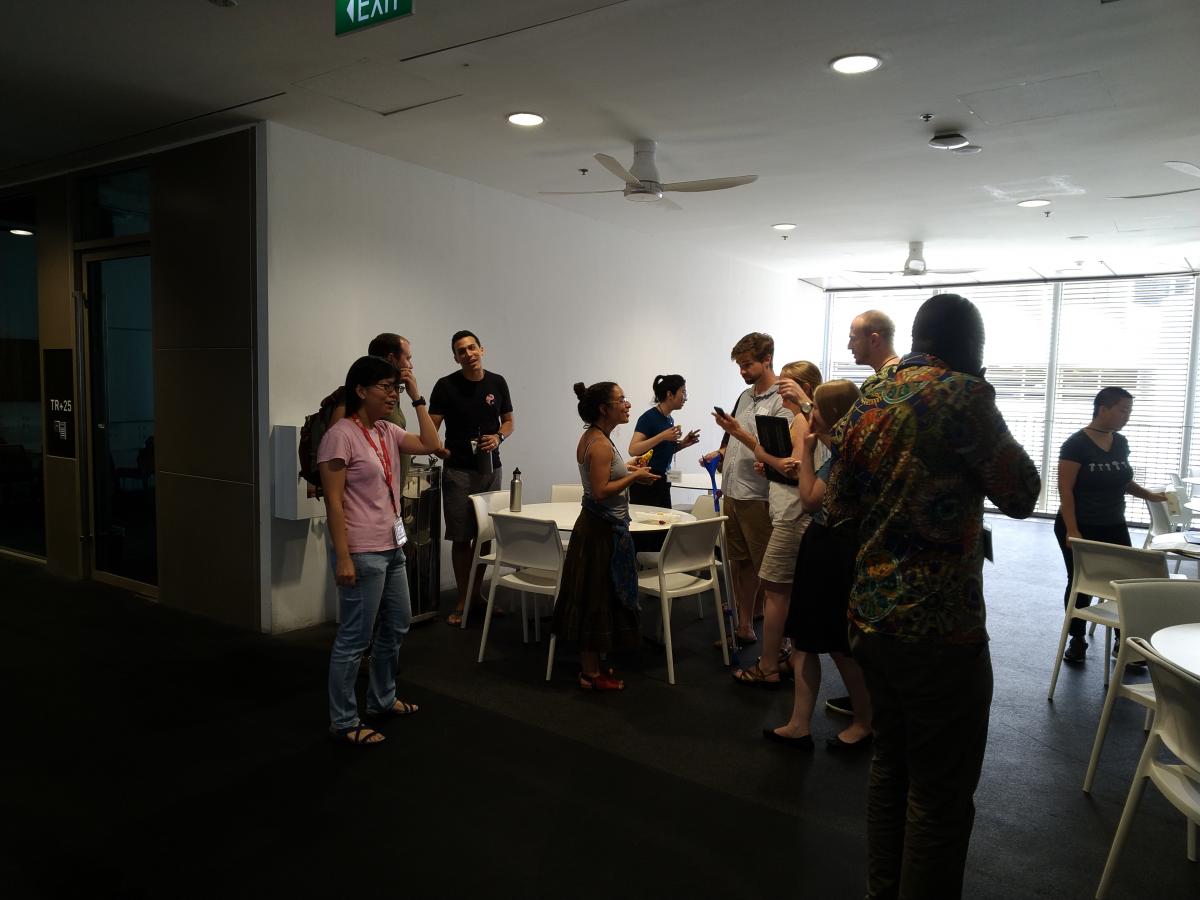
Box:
[330,723,385,745]
[732,662,782,687]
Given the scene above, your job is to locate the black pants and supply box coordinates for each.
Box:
[850,627,993,900]
[629,478,672,553]
[1052,513,1131,638]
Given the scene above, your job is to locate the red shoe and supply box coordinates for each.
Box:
[578,670,624,691]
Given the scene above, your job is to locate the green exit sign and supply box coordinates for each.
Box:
[336,0,414,36]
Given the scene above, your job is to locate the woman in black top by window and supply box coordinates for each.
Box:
[1054,386,1167,663]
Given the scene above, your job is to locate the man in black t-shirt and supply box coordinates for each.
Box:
[428,330,515,625]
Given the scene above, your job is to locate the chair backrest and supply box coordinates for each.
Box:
[690,494,718,520]
[1145,499,1174,539]
[470,490,509,543]
[658,517,726,575]
[1068,538,1169,601]
[490,513,564,571]
[1112,578,1200,642]
[1169,472,1186,493]
[550,483,584,503]
[1127,636,1200,772]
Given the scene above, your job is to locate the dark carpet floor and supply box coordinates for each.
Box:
[1,515,1197,899]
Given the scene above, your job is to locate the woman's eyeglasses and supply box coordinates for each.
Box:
[373,382,400,395]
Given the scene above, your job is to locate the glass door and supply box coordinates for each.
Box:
[82,250,156,589]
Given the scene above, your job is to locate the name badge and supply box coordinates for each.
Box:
[393,517,408,548]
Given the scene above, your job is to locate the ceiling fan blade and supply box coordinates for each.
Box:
[658,196,683,211]
[1106,188,1200,199]
[849,269,904,275]
[594,153,642,186]
[1164,161,1200,179]
[661,175,758,192]
[538,190,624,195]
[926,268,983,275]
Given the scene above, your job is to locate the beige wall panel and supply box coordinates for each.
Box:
[155,347,253,484]
[41,456,82,577]
[151,130,254,351]
[157,472,257,629]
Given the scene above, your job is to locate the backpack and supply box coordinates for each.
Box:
[298,386,345,497]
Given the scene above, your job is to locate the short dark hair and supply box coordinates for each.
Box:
[1093,386,1133,417]
[451,330,481,351]
[730,332,774,362]
[343,355,398,418]
[652,374,686,402]
[574,381,617,425]
[367,333,404,358]
[911,293,985,376]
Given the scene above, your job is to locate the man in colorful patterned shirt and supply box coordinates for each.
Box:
[832,293,1041,900]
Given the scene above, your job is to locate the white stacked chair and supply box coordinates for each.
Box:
[1095,636,1200,898]
[550,483,584,503]
[1083,578,1200,793]
[459,490,513,628]
[477,513,565,662]
[1047,538,1168,701]
[635,517,729,683]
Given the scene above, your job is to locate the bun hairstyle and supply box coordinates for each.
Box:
[574,381,618,425]
[780,360,822,396]
[652,373,686,402]
[813,380,861,431]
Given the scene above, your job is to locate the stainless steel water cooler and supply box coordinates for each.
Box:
[402,457,442,623]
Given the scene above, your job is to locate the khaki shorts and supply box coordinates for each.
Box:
[758,515,810,585]
[723,496,772,570]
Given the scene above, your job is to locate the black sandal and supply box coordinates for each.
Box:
[366,699,419,717]
[330,723,385,745]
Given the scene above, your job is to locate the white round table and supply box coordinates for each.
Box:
[1148,533,1200,558]
[1150,622,1200,678]
[494,502,695,532]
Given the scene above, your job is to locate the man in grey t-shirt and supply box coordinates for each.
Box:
[705,332,783,644]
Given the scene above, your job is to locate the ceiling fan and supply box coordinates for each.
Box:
[1108,161,1200,200]
[850,241,983,277]
[539,140,757,210]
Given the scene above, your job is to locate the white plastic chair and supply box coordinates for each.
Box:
[690,493,737,640]
[477,513,565,663]
[1143,498,1184,575]
[460,490,513,628]
[1048,538,1169,701]
[636,517,729,683]
[1095,636,1200,898]
[550,483,584,503]
[1083,578,1200,792]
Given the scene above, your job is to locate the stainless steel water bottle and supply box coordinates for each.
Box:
[510,467,522,512]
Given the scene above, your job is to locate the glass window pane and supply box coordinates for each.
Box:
[78,168,150,240]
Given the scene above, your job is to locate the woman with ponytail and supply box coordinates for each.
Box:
[550,381,660,691]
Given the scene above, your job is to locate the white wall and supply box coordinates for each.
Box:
[265,122,824,633]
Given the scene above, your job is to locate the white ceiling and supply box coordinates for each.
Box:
[4,0,1199,285]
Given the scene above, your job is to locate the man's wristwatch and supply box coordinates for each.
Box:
[411,396,426,407]
[498,433,506,443]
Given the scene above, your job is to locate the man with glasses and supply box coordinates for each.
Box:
[429,330,515,626]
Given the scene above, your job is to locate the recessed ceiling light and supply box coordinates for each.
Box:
[773,223,797,231]
[507,112,544,127]
[928,133,970,150]
[830,54,883,75]
[8,228,33,236]
[952,145,983,155]
[1017,199,1051,208]
[1068,235,1089,240]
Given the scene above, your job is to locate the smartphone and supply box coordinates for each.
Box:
[713,406,727,417]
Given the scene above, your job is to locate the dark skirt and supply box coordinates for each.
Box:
[784,521,859,654]
[551,507,642,653]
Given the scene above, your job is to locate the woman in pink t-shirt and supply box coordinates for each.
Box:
[319,354,441,745]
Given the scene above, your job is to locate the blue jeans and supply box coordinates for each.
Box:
[328,548,412,731]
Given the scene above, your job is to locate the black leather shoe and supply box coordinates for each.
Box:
[762,728,814,750]
[826,733,873,753]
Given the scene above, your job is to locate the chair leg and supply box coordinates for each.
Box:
[477,580,500,663]
[520,592,529,644]
[1103,626,1113,690]
[712,565,729,667]
[533,595,542,642]
[661,594,676,685]
[462,550,483,629]
[545,634,557,681]
[1083,666,1125,792]
[1047,610,1076,701]
[1144,706,1154,732]
[1096,741,1156,899]
[1089,620,1097,636]
[696,593,704,619]
[1188,818,1197,863]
